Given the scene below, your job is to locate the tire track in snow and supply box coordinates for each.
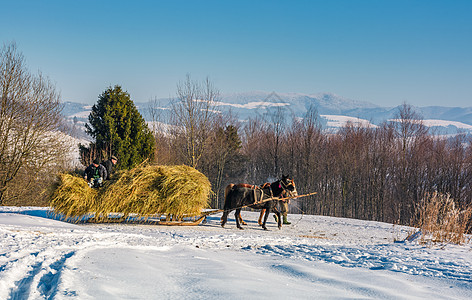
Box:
[36,251,75,299]
[1,248,76,300]
[0,223,169,299]
[9,254,42,300]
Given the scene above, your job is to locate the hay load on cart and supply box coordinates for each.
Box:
[50,165,212,224]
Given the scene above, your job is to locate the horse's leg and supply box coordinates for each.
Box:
[221,210,229,227]
[275,209,282,229]
[258,209,266,226]
[262,207,271,230]
[238,212,247,225]
[235,208,243,229]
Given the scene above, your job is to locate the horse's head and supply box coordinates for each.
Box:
[279,174,298,198]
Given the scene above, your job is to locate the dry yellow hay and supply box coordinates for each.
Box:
[49,173,99,219]
[50,165,211,222]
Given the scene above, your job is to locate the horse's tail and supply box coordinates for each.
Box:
[222,183,236,212]
[224,183,235,200]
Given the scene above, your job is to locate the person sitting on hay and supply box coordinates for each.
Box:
[84,159,107,188]
[101,155,118,180]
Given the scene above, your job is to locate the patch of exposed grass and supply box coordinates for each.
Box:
[412,192,472,245]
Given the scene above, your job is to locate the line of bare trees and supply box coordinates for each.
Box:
[150,78,472,226]
[244,105,472,225]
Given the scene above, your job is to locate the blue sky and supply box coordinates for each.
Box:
[1,0,471,107]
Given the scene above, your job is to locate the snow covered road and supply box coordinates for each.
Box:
[1,207,471,299]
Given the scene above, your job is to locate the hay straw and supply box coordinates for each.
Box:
[50,165,211,222]
[49,173,99,219]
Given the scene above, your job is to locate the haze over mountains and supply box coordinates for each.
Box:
[63,91,472,136]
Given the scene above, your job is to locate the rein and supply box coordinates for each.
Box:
[222,191,318,214]
[204,191,318,218]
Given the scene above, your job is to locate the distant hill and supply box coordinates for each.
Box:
[63,92,472,136]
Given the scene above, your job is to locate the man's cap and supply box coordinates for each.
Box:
[111,155,118,161]
[93,158,100,165]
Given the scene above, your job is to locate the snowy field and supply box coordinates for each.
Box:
[1,207,471,299]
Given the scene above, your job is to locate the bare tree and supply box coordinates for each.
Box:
[170,75,219,168]
[241,117,266,183]
[200,113,244,208]
[389,103,429,222]
[146,97,174,165]
[0,42,65,205]
[392,102,427,153]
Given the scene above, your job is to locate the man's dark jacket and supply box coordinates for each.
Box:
[84,163,107,181]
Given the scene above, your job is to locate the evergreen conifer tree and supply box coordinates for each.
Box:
[81,85,155,169]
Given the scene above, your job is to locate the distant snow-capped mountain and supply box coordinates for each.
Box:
[62,91,472,135]
[218,91,379,117]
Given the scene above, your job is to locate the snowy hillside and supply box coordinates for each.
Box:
[321,115,378,129]
[1,207,471,299]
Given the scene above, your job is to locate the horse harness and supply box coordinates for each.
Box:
[280,178,295,192]
[235,179,294,205]
[253,184,270,205]
[233,183,268,204]
[252,181,290,204]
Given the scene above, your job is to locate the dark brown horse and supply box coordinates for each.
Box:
[221,175,297,230]
[222,182,270,226]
